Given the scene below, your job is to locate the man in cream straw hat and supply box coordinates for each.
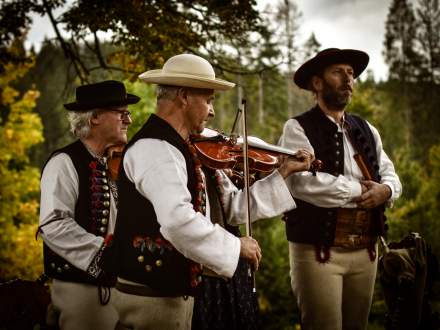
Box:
[109,53,312,330]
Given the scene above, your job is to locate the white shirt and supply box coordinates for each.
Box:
[278,116,402,208]
[124,138,296,278]
[39,152,117,273]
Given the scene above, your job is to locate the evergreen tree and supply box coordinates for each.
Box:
[416,0,440,84]
[383,0,422,149]
[302,32,321,62]
[384,0,422,82]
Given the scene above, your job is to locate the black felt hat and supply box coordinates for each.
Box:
[294,48,369,90]
[64,80,140,111]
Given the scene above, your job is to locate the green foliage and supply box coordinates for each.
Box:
[0,42,44,281]
[123,80,156,140]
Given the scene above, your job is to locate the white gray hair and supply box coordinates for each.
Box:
[156,85,180,101]
[67,110,96,139]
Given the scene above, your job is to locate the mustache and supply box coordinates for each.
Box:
[340,85,353,92]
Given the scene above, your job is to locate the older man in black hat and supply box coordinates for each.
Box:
[278,49,402,329]
[38,80,139,329]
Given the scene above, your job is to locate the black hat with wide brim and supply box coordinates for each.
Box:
[294,48,369,90]
[64,80,140,111]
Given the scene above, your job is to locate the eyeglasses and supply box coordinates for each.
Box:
[106,109,132,120]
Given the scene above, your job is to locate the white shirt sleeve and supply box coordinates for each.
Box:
[124,139,241,278]
[367,122,402,203]
[278,118,363,207]
[39,153,105,272]
[217,170,296,226]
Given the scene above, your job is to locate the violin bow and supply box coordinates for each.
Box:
[240,99,256,293]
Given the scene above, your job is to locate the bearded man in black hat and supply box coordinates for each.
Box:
[278,48,402,329]
[38,80,139,329]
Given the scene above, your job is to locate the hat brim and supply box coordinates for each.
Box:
[139,70,235,91]
[294,49,369,90]
[64,94,140,111]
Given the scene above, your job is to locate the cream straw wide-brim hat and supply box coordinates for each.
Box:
[139,54,235,91]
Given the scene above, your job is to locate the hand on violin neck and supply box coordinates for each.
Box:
[277,149,315,178]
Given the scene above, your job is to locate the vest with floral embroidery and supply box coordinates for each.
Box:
[42,140,113,285]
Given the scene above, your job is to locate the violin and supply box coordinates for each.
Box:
[106,144,125,181]
[191,128,323,175]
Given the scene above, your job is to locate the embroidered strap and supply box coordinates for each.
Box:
[184,141,206,287]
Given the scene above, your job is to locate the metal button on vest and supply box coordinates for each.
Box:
[101,218,108,225]
[155,259,163,267]
[103,185,109,191]
[137,255,144,263]
[102,178,108,184]
[101,171,107,176]
[102,210,109,216]
[336,142,340,146]
[103,201,110,207]
[335,160,340,165]
[336,150,340,155]
[50,263,56,269]
[99,227,106,233]
[104,192,110,199]
[63,264,70,270]
[334,133,338,138]
[145,265,152,272]
[56,267,62,273]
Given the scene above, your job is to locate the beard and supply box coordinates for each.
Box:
[321,79,352,111]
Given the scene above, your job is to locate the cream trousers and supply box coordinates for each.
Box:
[50,279,118,330]
[112,278,194,330]
[289,242,377,330]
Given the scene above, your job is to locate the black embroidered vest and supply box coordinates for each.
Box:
[111,114,198,296]
[42,140,112,285]
[284,106,387,246]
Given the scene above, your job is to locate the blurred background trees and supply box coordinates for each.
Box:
[1,0,440,328]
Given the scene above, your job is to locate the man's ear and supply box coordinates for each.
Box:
[90,111,100,125]
[176,87,189,107]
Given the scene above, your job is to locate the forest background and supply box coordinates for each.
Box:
[1,0,440,329]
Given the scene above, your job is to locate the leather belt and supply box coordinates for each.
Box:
[115,280,183,298]
[333,208,376,249]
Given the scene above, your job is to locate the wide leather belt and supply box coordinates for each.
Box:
[333,208,376,249]
[115,279,182,297]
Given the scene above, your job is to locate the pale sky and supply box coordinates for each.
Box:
[25,0,399,81]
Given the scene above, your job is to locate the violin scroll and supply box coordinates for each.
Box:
[106,144,125,181]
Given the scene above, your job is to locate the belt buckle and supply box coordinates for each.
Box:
[348,234,361,248]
